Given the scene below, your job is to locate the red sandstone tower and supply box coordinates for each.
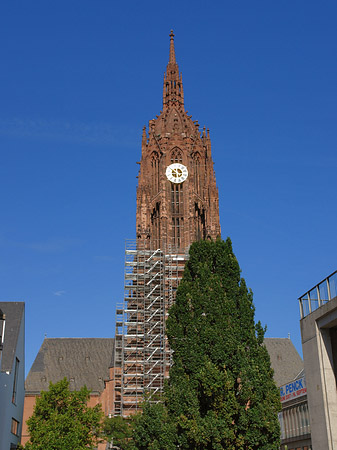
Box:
[112,31,221,416]
[136,30,220,251]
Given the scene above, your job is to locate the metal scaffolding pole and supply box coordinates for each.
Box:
[113,240,188,416]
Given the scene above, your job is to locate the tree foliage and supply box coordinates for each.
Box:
[103,402,176,450]
[103,415,137,450]
[132,401,176,450]
[134,238,281,450]
[21,378,103,450]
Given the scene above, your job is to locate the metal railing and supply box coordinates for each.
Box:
[299,270,337,319]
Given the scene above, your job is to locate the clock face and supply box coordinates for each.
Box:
[166,163,188,184]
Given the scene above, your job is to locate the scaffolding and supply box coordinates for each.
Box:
[113,240,187,416]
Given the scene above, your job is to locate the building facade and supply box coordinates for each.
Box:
[111,31,221,416]
[135,30,221,251]
[278,372,312,450]
[0,302,25,450]
[299,270,337,450]
[263,337,312,449]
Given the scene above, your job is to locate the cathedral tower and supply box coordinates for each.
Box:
[113,32,221,416]
[136,30,220,252]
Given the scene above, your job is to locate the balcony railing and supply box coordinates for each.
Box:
[299,270,337,319]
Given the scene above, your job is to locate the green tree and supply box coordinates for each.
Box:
[133,238,281,450]
[21,378,103,450]
[103,415,137,450]
[132,401,176,450]
[103,403,176,450]
[165,238,281,450]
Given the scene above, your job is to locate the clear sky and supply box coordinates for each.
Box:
[1,1,336,375]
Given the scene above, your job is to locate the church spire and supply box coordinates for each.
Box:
[169,29,176,64]
[163,30,184,108]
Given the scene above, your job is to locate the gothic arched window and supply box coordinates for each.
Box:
[151,202,161,247]
[151,152,160,194]
[171,183,182,215]
[193,152,201,193]
[170,148,182,163]
[195,202,206,241]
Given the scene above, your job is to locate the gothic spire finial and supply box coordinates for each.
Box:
[163,30,184,108]
[169,29,176,64]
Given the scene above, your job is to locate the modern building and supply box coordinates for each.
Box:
[0,302,25,450]
[264,337,312,449]
[111,30,221,416]
[278,370,312,450]
[299,270,337,450]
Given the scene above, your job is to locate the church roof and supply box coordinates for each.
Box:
[0,302,25,373]
[264,337,303,387]
[25,337,114,395]
[25,336,301,394]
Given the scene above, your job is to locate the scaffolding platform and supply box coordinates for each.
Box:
[113,240,188,416]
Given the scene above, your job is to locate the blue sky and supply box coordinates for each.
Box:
[1,1,336,374]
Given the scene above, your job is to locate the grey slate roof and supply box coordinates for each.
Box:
[25,338,114,394]
[0,302,25,373]
[25,336,301,394]
[264,337,303,387]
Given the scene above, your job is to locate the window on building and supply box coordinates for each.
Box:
[193,152,201,193]
[10,444,18,450]
[12,358,19,404]
[11,418,19,436]
[172,217,182,249]
[195,203,206,241]
[171,183,182,214]
[151,202,161,246]
[330,326,337,384]
[151,152,160,195]
[170,148,182,163]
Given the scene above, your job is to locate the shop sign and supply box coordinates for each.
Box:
[279,377,307,403]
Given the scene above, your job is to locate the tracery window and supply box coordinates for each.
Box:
[172,217,182,249]
[151,202,161,246]
[195,203,206,241]
[151,152,160,195]
[193,152,201,193]
[170,150,183,249]
[171,183,182,214]
[171,182,183,249]
[170,148,182,163]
